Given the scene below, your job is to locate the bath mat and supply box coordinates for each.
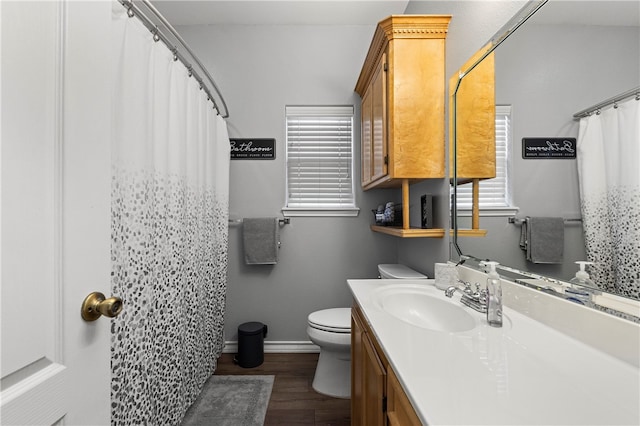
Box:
[181,375,274,426]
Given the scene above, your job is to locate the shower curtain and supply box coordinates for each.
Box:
[110,4,230,425]
[577,96,639,300]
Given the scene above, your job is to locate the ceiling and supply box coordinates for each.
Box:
[149,0,639,28]
[151,0,411,26]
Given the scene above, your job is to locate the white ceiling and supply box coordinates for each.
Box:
[150,0,639,28]
[151,0,411,26]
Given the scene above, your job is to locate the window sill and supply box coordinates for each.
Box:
[457,206,519,217]
[282,207,360,217]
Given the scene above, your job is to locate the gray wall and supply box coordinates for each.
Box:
[457,22,640,281]
[175,0,537,344]
[178,24,400,343]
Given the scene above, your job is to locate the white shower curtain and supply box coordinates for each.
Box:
[577,96,639,300]
[110,3,230,425]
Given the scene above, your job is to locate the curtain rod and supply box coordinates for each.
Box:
[573,86,640,119]
[120,0,230,119]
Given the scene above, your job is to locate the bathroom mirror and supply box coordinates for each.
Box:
[451,0,640,309]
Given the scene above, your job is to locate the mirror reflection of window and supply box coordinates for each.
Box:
[456,105,514,212]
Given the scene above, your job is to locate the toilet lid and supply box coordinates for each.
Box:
[308,308,351,333]
[378,263,428,279]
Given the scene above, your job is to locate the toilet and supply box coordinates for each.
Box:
[307,307,351,398]
[378,263,428,279]
[306,264,427,399]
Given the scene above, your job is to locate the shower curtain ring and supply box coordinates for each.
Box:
[614,101,618,109]
[173,49,178,62]
[126,2,135,18]
[188,66,193,77]
[153,27,160,42]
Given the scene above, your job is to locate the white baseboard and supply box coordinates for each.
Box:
[222,340,320,354]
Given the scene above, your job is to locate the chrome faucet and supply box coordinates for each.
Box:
[445,280,488,313]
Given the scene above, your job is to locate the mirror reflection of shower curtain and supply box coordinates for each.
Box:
[110,5,230,425]
[577,96,640,300]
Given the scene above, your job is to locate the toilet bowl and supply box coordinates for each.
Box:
[307,264,425,399]
[306,308,351,399]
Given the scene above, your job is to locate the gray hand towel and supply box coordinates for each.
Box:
[521,217,564,264]
[243,218,279,265]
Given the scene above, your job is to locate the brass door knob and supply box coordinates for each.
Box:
[81,292,123,321]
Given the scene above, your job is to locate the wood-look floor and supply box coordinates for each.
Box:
[215,353,351,426]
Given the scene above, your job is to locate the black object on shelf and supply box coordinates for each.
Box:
[421,194,434,229]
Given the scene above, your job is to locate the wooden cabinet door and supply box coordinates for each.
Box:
[387,368,422,426]
[362,332,386,426]
[361,85,373,186]
[352,307,386,426]
[351,309,365,425]
[370,52,388,184]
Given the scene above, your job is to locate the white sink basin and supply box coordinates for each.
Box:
[371,284,477,332]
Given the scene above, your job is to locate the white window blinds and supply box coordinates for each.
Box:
[457,105,512,209]
[285,106,357,215]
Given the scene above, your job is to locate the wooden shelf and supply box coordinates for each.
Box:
[450,229,488,237]
[371,225,445,238]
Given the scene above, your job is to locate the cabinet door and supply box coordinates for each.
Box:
[370,52,387,184]
[363,332,386,426]
[361,86,373,186]
[387,368,422,426]
[351,310,365,424]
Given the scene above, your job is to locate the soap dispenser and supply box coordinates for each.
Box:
[485,261,502,327]
[565,261,597,307]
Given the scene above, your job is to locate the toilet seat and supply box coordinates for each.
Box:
[308,308,351,333]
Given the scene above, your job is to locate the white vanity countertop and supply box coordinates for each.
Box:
[348,278,640,425]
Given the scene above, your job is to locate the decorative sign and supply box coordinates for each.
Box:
[230,138,275,160]
[522,138,577,159]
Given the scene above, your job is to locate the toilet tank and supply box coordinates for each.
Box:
[378,264,428,279]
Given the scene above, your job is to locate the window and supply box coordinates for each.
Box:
[283,106,359,217]
[456,105,516,214]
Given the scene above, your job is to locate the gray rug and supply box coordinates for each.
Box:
[181,375,274,426]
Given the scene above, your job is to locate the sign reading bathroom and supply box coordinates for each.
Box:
[230,138,275,160]
[522,138,577,159]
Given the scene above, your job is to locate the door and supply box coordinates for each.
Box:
[370,52,387,184]
[362,333,386,426]
[1,1,113,424]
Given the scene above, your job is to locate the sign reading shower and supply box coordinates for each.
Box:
[522,137,577,159]
[230,138,275,160]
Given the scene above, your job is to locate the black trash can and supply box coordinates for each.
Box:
[235,321,268,368]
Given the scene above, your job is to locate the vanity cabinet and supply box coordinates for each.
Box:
[355,15,451,237]
[351,305,421,426]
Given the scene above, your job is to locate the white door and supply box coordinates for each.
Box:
[1,1,113,424]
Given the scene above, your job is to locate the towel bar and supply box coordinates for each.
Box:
[508,217,582,225]
[228,217,291,225]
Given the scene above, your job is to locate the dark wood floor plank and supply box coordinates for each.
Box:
[215,352,351,426]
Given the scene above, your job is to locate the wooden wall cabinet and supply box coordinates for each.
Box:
[351,305,422,426]
[356,15,450,237]
[449,45,497,236]
[356,15,451,191]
